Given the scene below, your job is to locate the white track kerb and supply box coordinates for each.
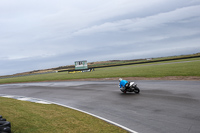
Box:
[0,94,138,133]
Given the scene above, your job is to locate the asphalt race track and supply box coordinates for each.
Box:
[1,80,200,133]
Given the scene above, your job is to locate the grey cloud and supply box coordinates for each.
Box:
[0,0,200,76]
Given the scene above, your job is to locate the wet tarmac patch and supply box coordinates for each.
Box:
[0,95,52,104]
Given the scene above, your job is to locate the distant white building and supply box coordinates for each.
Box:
[146,58,152,60]
[75,60,88,70]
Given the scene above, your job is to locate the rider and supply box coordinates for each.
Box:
[119,78,129,91]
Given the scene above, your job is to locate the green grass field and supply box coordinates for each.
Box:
[0,97,128,133]
[0,57,200,84]
[88,53,200,67]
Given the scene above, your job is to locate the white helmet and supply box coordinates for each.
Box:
[119,78,122,82]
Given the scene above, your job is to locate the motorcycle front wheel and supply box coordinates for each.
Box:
[133,86,140,94]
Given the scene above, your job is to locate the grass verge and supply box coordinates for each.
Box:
[0,97,128,133]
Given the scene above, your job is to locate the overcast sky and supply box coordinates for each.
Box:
[0,0,200,76]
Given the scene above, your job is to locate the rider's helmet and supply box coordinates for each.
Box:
[119,78,122,82]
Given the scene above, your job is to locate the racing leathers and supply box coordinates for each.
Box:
[119,80,129,91]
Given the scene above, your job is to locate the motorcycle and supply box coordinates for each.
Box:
[119,81,140,94]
